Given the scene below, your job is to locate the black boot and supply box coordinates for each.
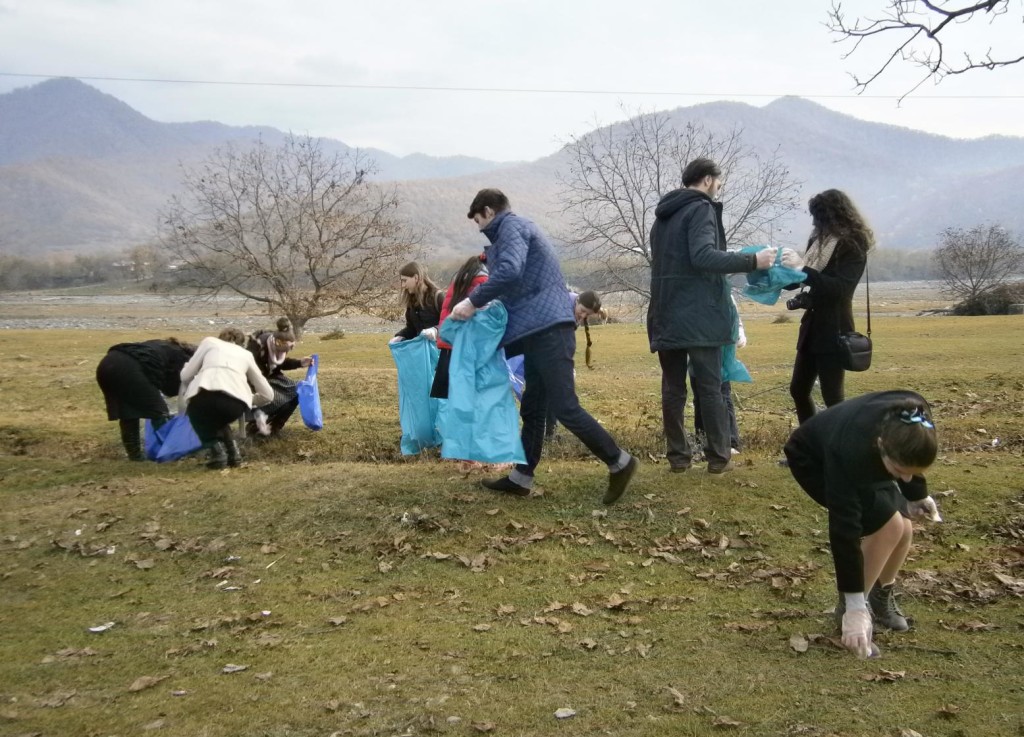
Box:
[119,419,144,461]
[225,438,242,468]
[206,440,228,470]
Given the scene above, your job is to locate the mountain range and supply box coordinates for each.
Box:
[2,78,1023,257]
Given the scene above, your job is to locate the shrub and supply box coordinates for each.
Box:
[951,282,1024,315]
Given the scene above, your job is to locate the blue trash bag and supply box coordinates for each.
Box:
[723,297,752,383]
[740,245,807,305]
[144,413,203,463]
[389,334,442,454]
[722,343,752,383]
[506,354,525,401]
[297,353,323,431]
[439,302,527,465]
[143,419,161,461]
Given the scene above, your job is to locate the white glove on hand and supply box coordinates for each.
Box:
[907,496,942,522]
[781,248,805,270]
[449,298,477,321]
[420,327,438,342]
[841,608,874,659]
[388,336,403,345]
[736,325,747,349]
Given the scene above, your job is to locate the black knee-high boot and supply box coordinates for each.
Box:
[206,440,228,470]
[119,419,144,461]
[222,427,242,468]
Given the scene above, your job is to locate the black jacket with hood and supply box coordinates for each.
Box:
[646,188,758,351]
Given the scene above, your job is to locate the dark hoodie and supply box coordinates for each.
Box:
[646,188,758,351]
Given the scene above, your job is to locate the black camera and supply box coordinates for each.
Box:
[786,291,812,311]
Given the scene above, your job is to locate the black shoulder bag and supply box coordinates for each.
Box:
[838,265,872,372]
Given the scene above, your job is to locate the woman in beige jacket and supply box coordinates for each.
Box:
[180,328,274,469]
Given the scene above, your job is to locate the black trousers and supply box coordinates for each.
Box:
[187,390,248,444]
[516,324,621,478]
[790,349,846,424]
[658,346,730,468]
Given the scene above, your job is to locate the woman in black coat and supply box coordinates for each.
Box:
[388,261,443,345]
[245,317,312,436]
[95,338,195,460]
[784,390,941,658]
[781,189,872,423]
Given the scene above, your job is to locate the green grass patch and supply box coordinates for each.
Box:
[1,316,1023,736]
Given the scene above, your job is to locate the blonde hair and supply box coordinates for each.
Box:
[398,262,440,310]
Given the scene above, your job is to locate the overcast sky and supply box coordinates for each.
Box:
[1,0,1022,161]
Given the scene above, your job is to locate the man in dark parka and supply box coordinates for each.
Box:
[647,158,775,473]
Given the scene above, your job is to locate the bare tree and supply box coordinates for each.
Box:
[827,1,1024,97]
[935,224,1023,301]
[557,112,801,303]
[161,134,419,337]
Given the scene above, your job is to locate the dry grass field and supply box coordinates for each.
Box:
[1,287,1022,737]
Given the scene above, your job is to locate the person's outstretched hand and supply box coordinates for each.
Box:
[907,496,942,522]
[449,298,477,321]
[841,608,874,658]
[388,336,403,345]
[781,248,805,270]
[300,356,313,368]
[754,247,778,270]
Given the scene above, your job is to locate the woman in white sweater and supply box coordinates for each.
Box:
[179,328,274,469]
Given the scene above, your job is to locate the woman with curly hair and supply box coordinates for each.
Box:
[782,189,874,423]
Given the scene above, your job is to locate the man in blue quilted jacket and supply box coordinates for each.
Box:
[449,188,638,504]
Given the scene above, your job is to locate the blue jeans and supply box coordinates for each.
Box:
[658,347,731,468]
[513,323,624,483]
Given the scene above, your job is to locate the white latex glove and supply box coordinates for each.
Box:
[449,298,477,321]
[841,608,874,659]
[781,248,805,270]
[907,496,942,522]
[420,327,438,342]
[736,325,747,349]
[388,336,403,345]
[754,247,778,270]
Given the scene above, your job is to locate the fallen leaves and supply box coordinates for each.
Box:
[128,674,169,692]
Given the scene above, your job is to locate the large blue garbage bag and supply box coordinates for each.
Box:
[723,297,752,383]
[297,354,323,431]
[144,414,203,462]
[740,245,807,305]
[389,334,442,454]
[439,303,527,464]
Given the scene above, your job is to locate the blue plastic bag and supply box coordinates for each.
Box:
[740,245,807,305]
[506,354,525,401]
[389,334,442,454]
[297,354,323,431]
[439,303,527,465]
[723,297,752,383]
[144,413,203,463]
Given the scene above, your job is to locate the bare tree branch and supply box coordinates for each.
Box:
[935,223,1023,303]
[160,134,420,336]
[826,0,1023,98]
[557,110,801,307]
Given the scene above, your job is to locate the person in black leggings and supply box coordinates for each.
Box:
[781,189,872,423]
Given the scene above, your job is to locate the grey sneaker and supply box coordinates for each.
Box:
[868,582,910,631]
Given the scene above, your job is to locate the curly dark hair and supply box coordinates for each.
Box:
[808,189,875,254]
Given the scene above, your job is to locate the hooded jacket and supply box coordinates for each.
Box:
[468,211,574,347]
[646,188,758,351]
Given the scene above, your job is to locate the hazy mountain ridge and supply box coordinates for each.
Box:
[1,79,1023,256]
